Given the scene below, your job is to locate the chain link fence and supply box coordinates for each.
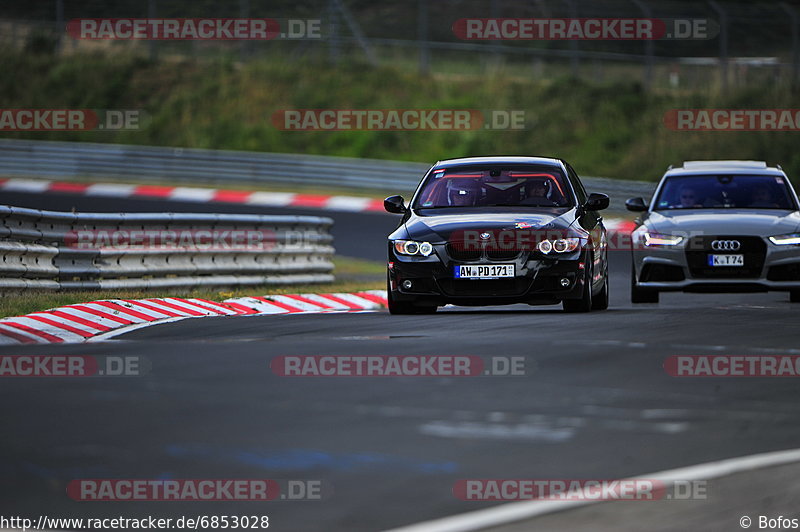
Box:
[1,0,798,91]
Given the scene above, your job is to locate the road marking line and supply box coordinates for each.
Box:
[384,447,800,532]
[87,316,191,342]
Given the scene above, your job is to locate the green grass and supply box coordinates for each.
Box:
[3,49,800,182]
[0,255,385,319]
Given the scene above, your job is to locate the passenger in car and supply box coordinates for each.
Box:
[677,186,702,208]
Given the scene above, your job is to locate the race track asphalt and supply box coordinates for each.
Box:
[1,191,798,531]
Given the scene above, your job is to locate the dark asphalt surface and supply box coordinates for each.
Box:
[2,192,800,531]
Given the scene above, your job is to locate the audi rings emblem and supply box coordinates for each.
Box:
[711,239,741,251]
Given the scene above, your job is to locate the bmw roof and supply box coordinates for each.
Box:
[433,156,564,168]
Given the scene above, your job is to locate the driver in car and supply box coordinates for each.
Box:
[749,185,780,208]
[520,179,550,205]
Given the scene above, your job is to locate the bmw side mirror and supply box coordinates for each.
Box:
[625,197,648,212]
[584,193,610,211]
[384,195,407,214]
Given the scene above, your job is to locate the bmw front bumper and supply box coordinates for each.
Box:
[388,242,590,307]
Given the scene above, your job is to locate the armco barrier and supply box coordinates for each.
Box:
[0,205,335,290]
[0,139,655,211]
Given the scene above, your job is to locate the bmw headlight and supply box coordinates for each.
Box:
[769,233,800,246]
[394,240,434,256]
[643,232,684,247]
[537,237,581,254]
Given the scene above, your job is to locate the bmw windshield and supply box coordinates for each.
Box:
[653,174,798,210]
[412,165,574,209]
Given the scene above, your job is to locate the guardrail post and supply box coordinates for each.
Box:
[562,0,579,78]
[418,0,430,76]
[240,0,250,61]
[708,1,728,93]
[55,0,64,53]
[632,0,654,90]
[781,2,799,88]
[148,0,158,61]
[332,0,378,66]
[328,0,340,65]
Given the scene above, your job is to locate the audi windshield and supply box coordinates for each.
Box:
[653,175,798,210]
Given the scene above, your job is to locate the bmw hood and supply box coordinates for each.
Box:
[644,210,800,237]
[402,209,577,242]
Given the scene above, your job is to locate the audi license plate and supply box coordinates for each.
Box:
[708,254,744,267]
[454,264,515,279]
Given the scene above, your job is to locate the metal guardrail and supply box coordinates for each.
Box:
[0,205,335,290]
[0,139,655,212]
[0,139,431,190]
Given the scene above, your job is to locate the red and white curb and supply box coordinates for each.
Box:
[603,219,636,234]
[0,291,388,345]
[0,178,639,228]
[0,178,387,213]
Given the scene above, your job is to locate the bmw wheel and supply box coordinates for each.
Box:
[563,260,593,313]
[591,267,609,310]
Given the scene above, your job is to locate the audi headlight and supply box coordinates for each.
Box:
[537,237,581,254]
[394,240,434,256]
[643,232,684,247]
[769,233,800,246]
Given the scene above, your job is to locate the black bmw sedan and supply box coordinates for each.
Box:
[384,156,610,314]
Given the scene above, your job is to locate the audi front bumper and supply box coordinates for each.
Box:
[632,235,800,292]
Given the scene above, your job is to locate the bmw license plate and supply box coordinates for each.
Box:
[454,264,515,279]
[708,254,744,267]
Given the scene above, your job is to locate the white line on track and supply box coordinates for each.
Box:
[87,316,191,342]
[384,447,800,532]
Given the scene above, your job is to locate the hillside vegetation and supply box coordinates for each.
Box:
[2,49,799,182]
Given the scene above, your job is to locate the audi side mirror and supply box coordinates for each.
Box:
[625,197,648,212]
[384,195,407,214]
[584,193,610,211]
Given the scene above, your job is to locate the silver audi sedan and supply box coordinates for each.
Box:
[627,160,800,303]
